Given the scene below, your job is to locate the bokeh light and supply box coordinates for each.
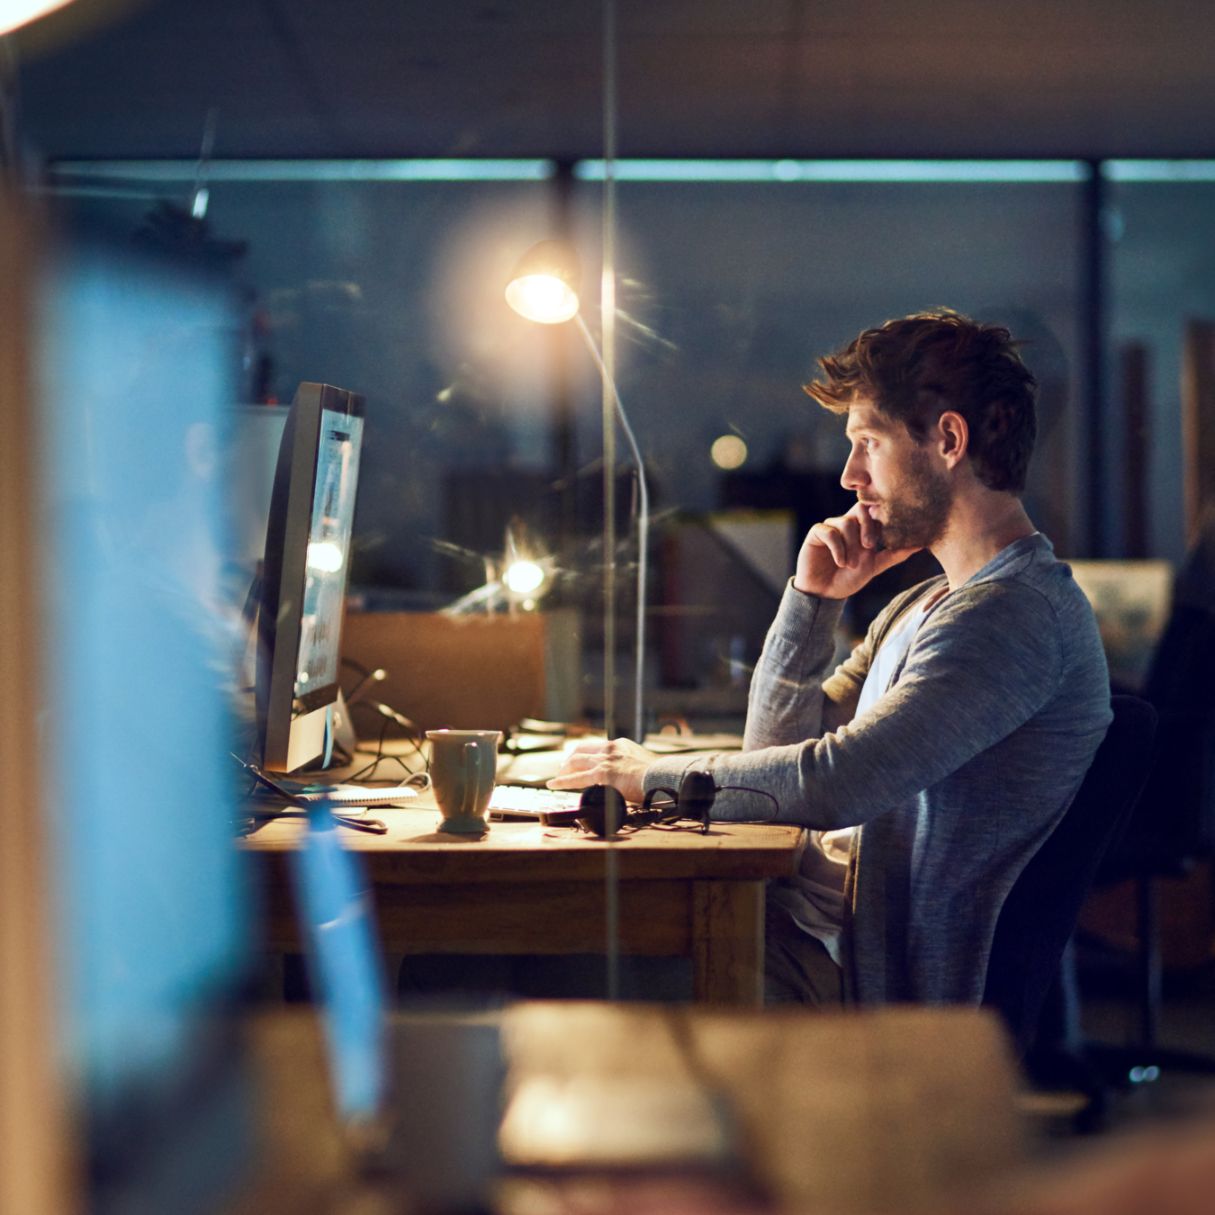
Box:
[710,434,748,470]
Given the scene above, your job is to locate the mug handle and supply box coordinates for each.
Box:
[463,741,480,818]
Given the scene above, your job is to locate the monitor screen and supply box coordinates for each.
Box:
[256,382,364,772]
[35,216,254,1213]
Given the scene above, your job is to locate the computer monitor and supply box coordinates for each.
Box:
[34,213,254,1214]
[256,381,365,772]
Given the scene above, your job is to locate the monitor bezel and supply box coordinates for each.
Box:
[256,381,364,773]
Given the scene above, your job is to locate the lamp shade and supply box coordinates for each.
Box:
[505,240,580,324]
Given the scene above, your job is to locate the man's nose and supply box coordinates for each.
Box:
[841,451,865,492]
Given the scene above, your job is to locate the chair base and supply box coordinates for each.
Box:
[1083,1040,1215,1087]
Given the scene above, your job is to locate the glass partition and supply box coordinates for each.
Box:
[39,153,1209,1012]
[1106,163,1215,563]
[49,168,566,597]
[47,160,1097,731]
[574,168,1087,718]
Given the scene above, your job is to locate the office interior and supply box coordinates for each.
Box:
[3,2,1215,1212]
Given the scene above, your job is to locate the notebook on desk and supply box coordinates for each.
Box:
[235,753,426,807]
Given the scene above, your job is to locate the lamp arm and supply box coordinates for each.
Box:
[575,314,649,743]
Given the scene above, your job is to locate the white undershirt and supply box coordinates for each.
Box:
[772,592,939,964]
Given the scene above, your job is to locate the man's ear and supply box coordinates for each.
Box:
[937,411,969,468]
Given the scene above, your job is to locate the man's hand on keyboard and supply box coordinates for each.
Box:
[545,737,657,806]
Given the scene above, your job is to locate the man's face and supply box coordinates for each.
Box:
[841,402,952,550]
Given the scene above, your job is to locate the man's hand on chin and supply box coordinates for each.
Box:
[546,737,657,807]
[795,502,921,599]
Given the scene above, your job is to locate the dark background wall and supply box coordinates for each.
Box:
[12,1,1215,606]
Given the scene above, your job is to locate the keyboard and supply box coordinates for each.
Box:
[488,784,582,821]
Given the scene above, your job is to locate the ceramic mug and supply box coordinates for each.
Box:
[425,729,502,834]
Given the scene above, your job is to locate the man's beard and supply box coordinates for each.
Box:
[874,451,952,550]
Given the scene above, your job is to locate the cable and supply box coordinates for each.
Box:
[714,784,783,822]
[340,656,388,706]
[644,771,783,828]
[345,700,427,781]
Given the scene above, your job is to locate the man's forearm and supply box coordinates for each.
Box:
[743,582,850,751]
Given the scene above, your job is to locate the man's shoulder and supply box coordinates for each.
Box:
[940,568,1069,629]
[923,579,1060,651]
[930,556,1106,681]
[959,545,1097,625]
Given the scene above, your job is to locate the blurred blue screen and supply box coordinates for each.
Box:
[35,220,253,1208]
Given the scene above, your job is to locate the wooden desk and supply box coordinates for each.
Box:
[242,803,804,1005]
[232,1003,1028,1215]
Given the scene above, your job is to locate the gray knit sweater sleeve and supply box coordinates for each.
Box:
[643,575,1064,828]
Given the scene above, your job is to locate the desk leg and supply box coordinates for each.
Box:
[692,880,765,1006]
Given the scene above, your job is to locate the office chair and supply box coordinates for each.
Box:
[1076,582,1215,1085]
[1025,520,1215,1116]
[982,694,1158,1064]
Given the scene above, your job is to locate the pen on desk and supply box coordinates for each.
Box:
[331,812,388,835]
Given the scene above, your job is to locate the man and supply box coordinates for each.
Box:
[549,309,1112,1008]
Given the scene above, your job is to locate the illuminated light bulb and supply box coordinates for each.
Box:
[504,273,579,324]
[505,240,581,324]
[503,559,546,596]
[0,0,77,37]
[710,434,748,470]
[307,541,344,573]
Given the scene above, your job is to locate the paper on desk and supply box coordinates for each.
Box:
[644,733,743,754]
[496,739,588,787]
[257,772,420,807]
[497,733,741,784]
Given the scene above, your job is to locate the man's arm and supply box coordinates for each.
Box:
[743,573,942,751]
[743,498,927,747]
[742,584,868,751]
[547,503,921,804]
[678,582,1063,829]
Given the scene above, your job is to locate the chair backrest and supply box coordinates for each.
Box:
[1121,510,1215,868]
[1119,598,1215,867]
[982,694,1158,1056]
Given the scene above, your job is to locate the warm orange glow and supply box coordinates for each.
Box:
[0,0,77,36]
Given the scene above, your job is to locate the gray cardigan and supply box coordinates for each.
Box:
[644,533,1112,1006]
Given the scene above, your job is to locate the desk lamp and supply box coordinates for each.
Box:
[506,240,649,743]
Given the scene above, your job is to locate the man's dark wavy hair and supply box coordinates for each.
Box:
[804,309,1038,493]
